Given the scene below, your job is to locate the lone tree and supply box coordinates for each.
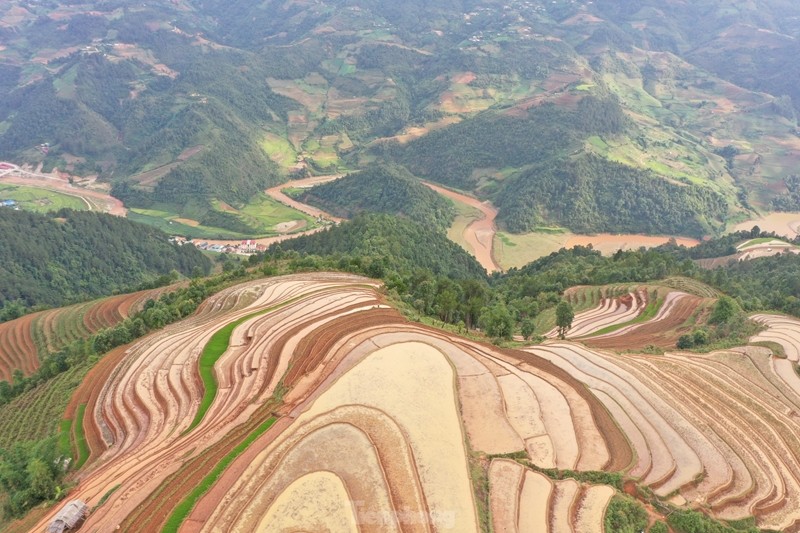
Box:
[709,296,736,324]
[555,301,574,339]
[480,302,514,340]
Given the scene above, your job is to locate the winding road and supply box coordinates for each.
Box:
[422,181,501,273]
[202,176,503,273]
[1,161,502,272]
[265,174,344,223]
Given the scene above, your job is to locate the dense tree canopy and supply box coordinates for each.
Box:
[301,164,455,231]
[496,155,727,236]
[269,213,486,280]
[0,209,210,311]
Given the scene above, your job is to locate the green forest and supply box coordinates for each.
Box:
[0,209,210,317]
[2,0,796,237]
[300,165,455,231]
[270,213,487,280]
[390,97,628,189]
[263,215,800,337]
[387,97,727,236]
[495,155,728,236]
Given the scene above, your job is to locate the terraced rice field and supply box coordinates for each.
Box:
[549,288,648,338]
[583,291,709,350]
[531,341,800,529]
[0,364,90,447]
[489,459,615,533]
[750,314,800,397]
[28,274,629,532]
[23,273,800,532]
[551,285,711,350]
[0,285,179,382]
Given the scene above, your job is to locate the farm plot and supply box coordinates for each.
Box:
[751,314,800,362]
[0,310,41,382]
[530,341,800,530]
[548,288,648,338]
[582,291,708,350]
[0,363,90,447]
[30,273,385,531]
[733,212,800,240]
[489,458,615,533]
[30,274,634,532]
[26,274,800,532]
[750,314,800,398]
[0,183,87,212]
[0,285,179,382]
[0,170,125,216]
[189,321,629,532]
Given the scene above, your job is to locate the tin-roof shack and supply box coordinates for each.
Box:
[47,500,88,533]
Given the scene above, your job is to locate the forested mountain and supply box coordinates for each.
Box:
[495,155,728,236]
[0,209,210,313]
[271,213,487,280]
[1,0,799,236]
[301,165,455,231]
[389,97,627,189]
[388,97,727,236]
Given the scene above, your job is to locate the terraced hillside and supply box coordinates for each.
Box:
[548,287,648,339]
[15,273,800,532]
[749,315,800,410]
[582,291,710,351]
[547,284,712,350]
[0,285,179,383]
[534,341,800,529]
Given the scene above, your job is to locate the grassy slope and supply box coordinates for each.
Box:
[163,417,277,532]
[0,184,87,213]
[494,230,572,270]
[184,315,247,434]
[234,194,316,233]
[130,194,316,240]
[72,403,89,469]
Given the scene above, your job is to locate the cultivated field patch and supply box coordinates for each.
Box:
[19,273,800,532]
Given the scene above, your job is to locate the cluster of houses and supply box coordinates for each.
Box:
[0,199,18,209]
[194,240,268,255]
[169,236,267,255]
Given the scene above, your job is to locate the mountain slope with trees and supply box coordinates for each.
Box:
[0,0,798,236]
[269,213,487,280]
[0,209,210,315]
[496,155,728,236]
[301,165,455,231]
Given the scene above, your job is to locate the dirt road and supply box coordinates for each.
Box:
[198,175,345,250]
[0,162,127,216]
[733,212,800,239]
[422,182,501,273]
[265,174,344,222]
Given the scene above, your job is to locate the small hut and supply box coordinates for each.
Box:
[47,500,88,533]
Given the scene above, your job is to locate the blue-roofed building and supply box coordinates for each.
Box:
[0,199,17,207]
